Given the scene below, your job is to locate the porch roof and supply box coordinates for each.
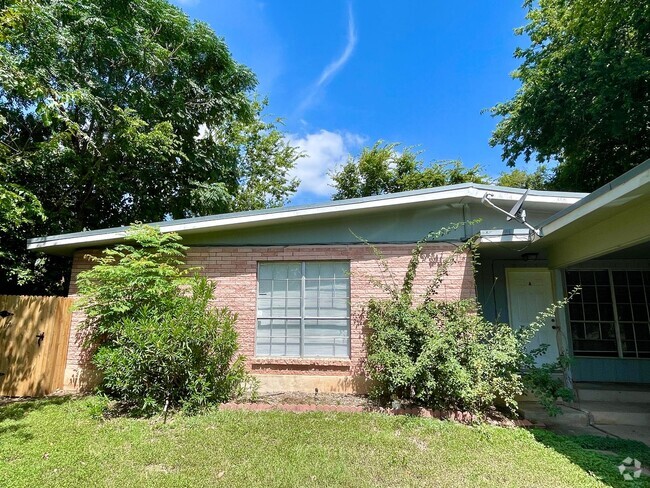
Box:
[537,159,650,268]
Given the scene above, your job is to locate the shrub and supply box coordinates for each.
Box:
[522,347,573,416]
[364,224,573,416]
[366,298,523,414]
[75,224,249,415]
[75,223,191,345]
[93,277,246,414]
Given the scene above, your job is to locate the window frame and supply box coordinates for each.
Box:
[566,268,650,359]
[255,260,351,359]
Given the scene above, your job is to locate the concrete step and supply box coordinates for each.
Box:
[518,402,590,427]
[574,382,650,404]
[582,402,650,426]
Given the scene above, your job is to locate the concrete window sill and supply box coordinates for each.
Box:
[250,357,352,367]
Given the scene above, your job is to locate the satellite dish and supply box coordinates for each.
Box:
[481,189,540,237]
[507,189,529,221]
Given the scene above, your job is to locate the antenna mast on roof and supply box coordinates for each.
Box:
[481,189,541,237]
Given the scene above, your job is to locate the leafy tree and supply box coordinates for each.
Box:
[331,141,487,200]
[0,158,47,285]
[196,100,300,214]
[75,224,249,415]
[490,0,650,192]
[0,180,44,234]
[0,0,300,294]
[495,166,550,190]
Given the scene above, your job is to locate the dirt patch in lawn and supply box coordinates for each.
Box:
[230,391,525,426]
[250,391,380,408]
[144,464,177,474]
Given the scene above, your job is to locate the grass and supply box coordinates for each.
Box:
[0,397,647,487]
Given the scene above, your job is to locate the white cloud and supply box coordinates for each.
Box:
[297,4,357,113]
[316,4,357,87]
[286,129,365,198]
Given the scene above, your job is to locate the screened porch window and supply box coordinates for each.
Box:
[256,261,350,358]
[567,270,650,358]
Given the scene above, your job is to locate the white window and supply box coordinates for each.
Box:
[256,261,350,358]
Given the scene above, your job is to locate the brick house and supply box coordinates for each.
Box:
[27,160,650,392]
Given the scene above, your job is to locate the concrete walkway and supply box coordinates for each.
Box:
[593,424,650,446]
[519,401,650,446]
[542,420,650,447]
[519,383,650,446]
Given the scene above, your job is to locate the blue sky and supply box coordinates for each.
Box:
[174,1,529,204]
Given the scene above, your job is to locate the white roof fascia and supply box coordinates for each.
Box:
[27,188,468,251]
[26,185,582,252]
[478,229,532,245]
[27,230,129,251]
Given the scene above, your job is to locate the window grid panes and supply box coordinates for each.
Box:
[613,271,650,359]
[566,270,650,359]
[256,261,350,358]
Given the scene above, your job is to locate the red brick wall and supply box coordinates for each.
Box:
[64,244,475,390]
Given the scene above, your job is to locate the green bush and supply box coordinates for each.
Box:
[75,223,192,345]
[364,224,573,416]
[76,224,249,415]
[366,298,523,414]
[522,346,573,416]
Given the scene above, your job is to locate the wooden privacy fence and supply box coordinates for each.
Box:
[0,295,73,397]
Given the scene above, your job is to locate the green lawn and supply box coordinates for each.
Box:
[0,397,647,487]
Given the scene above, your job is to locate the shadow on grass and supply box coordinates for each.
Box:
[0,396,72,423]
[531,429,650,487]
[0,396,74,443]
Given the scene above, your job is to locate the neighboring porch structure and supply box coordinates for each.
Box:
[477,160,650,384]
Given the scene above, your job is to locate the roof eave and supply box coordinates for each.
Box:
[27,184,585,255]
[539,159,650,237]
